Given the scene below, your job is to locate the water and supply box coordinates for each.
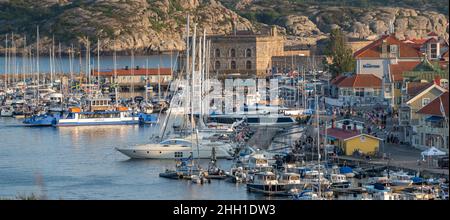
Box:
[0,55,178,74]
[0,117,263,200]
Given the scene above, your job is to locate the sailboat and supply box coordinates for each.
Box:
[116,16,234,160]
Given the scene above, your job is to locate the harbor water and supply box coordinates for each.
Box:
[0,55,177,75]
[0,117,264,200]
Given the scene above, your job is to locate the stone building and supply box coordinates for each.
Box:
[208,26,284,77]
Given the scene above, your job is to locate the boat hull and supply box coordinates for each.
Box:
[55,120,139,126]
[116,147,232,159]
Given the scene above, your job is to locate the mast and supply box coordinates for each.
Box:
[315,69,321,199]
[97,38,100,93]
[22,35,26,84]
[113,40,118,107]
[36,26,40,102]
[131,49,135,97]
[191,23,198,158]
[146,58,149,103]
[4,34,8,90]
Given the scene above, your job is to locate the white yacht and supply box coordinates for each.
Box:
[207,113,296,128]
[115,134,234,159]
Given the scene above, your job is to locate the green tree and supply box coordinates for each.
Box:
[325,28,355,78]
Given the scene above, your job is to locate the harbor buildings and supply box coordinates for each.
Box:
[322,126,382,156]
[92,67,172,91]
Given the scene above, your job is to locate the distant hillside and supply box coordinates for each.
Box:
[0,0,448,54]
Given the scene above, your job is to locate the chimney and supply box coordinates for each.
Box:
[136,66,140,70]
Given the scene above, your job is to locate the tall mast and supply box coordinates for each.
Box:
[191,23,197,157]
[315,71,321,199]
[186,14,190,80]
[146,58,149,103]
[22,35,26,84]
[4,34,8,90]
[113,40,118,107]
[97,38,100,92]
[69,44,74,86]
[36,26,40,102]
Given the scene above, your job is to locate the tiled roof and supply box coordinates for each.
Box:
[354,35,421,59]
[417,92,449,117]
[92,68,172,76]
[337,74,381,88]
[321,128,360,140]
[389,61,421,82]
[330,75,346,86]
[407,82,434,97]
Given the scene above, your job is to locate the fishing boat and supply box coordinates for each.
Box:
[328,174,351,188]
[115,135,234,159]
[246,172,287,196]
[279,173,304,191]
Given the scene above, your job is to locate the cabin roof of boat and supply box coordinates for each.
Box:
[255,171,275,176]
[77,111,124,114]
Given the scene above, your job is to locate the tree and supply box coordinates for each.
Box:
[325,28,355,78]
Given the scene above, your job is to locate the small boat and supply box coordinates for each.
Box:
[226,166,249,183]
[159,158,202,179]
[191,171,211,184]
[247,172,287,196]
[0,106,14,117]
[383,170,413,186]
[279,173,304,191]
[328,174,351,188]
[23,113,61,126]
[292,189,319,200]
[339,166,355,178]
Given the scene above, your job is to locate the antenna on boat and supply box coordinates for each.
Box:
[4,34,8,90]
[113,38,118,107]
[36,26,40,103]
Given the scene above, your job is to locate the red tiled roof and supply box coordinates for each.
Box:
[416,92,449,117]
[407,82,434,97]
[354,35,421,59]
[336,74,381,88]
[321,128,360,140]
[92,68,172,76]
[389,61,421,82]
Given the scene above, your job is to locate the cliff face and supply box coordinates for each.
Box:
[0,0,448,54]
[0,0,254,54]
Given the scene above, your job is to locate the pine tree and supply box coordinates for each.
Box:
[325,28,356,78]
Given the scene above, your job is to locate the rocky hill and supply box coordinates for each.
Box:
[0,0,448,54]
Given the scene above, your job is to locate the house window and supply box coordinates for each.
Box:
[430,43,438,59]
[389,45,398,57]
[246,48,252,57]
[355,88,364,97]
[230,49,236,58]
[215,48,221,58]
[395,82,402,89]
[422,98,430,107]
[246,60,252,70]
[215,61,221,70]
[231,61,237,70]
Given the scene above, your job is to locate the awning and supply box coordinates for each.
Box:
[425,115,444,122]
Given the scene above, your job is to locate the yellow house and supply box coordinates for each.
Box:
[323,128,382,156]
